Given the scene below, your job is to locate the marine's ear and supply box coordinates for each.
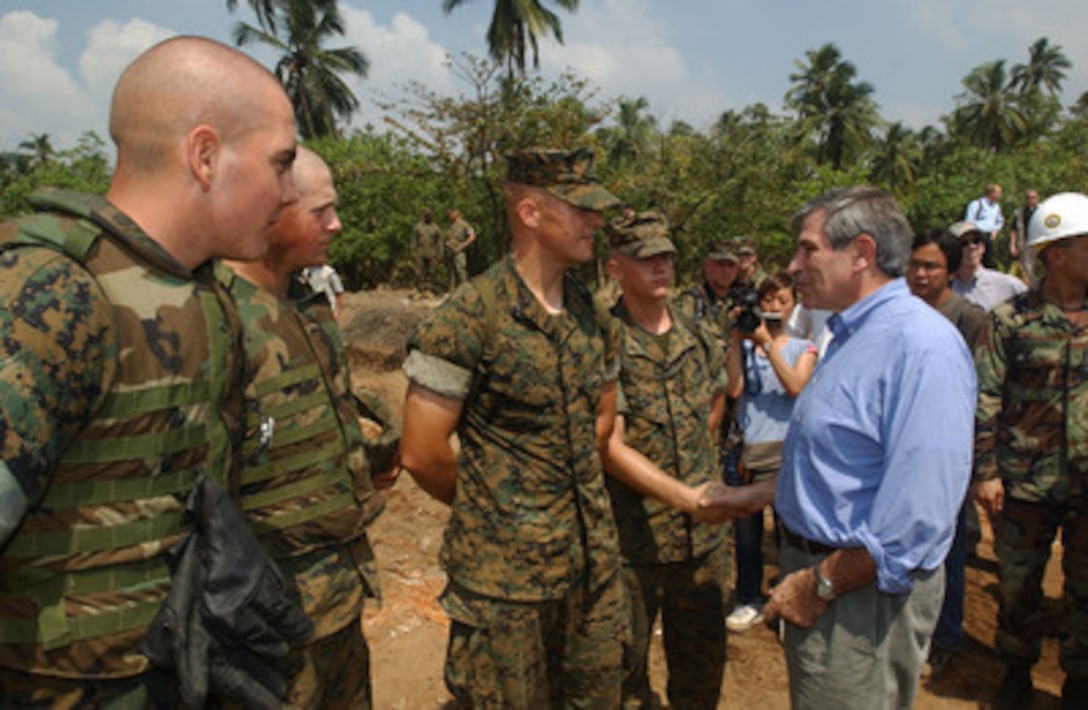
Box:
[187,124,220,192]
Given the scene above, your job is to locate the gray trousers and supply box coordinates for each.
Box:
[779,542,944,710]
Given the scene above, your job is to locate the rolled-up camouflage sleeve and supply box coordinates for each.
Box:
[402,285,486,401]
[0,249,116,511]
[699,319,728,397]
[973,310,1007,482]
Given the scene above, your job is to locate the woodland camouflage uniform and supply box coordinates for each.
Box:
[0,189,245,706]
[219,267,390,708]
[975,288,1088,679]
[674,246,744,478]
[607,280,731,708]
[412,218,445,292]
[402,147,628,709]
[674,281,735,349]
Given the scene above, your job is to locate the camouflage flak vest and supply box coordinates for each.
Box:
[0,189,240,678]
[219,269,384,564]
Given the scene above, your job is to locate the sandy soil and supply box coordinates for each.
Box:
[342,288,1069,709]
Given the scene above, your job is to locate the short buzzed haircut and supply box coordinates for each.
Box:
[109,36,284,174]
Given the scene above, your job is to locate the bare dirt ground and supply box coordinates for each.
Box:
[342,288,1068,709]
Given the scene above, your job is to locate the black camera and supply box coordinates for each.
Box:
[735,289,762,334]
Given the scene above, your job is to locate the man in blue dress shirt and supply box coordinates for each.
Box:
[760,187,977,708]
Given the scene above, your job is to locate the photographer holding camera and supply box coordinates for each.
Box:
[722,272,818,632]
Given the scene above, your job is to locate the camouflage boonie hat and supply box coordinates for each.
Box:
[947,221,984,239]
[607,211,676,259]
[506,147,620,211]
[706,242,739,262]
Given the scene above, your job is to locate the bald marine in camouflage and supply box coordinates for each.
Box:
[221,147,398,708]
[601,211,732,709]
[400,148,628,708]
[0,36,298,706]
[974,192,1088,707]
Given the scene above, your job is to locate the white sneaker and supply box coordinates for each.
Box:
[726,603,764,632]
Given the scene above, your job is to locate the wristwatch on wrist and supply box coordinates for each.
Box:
[813,562,837,601]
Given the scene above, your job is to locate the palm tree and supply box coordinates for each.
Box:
[18,133,54,169]
[233,0,368,139]
[1011,37,1071,96]
[868,122,920,198]
[600,96,657,169]
[226,0,278,31]
[785,43,878,169]
[951,60,1027,152]
[1073,91,1088,120]
[442,0,579,74]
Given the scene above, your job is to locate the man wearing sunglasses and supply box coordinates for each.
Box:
[950,221,1027,311]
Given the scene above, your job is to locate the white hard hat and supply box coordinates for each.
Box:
[1028,192,1088,251]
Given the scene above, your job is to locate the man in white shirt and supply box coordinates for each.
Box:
[949,221,1026,311]
[306,264,345,317]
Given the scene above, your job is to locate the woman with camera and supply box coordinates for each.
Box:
[723,271,818,632]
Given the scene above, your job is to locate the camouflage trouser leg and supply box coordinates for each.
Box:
[995,496,1088,677]
[0,666,177,709]
[285,616,372,710]
[620,543,729,710]
[441,575,627,710]
[418,256,440,292]
[452,252,469,287]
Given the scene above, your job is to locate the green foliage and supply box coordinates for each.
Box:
[306,131,455,290]
[5,34,1088,292]
[0,132,111,218]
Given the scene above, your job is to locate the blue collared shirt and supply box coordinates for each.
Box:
[965,197,1004,233]
[775,279,977,594]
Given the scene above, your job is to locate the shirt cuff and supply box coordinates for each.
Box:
[858,528,913,595]
[402,349,473,401]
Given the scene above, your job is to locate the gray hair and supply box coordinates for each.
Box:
[790,186,912,277]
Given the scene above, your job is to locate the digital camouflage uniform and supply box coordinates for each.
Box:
[975,289,1088,679]
[674,282,735,348]
[412,220,445,292]
[608,296,731,710]
[0,189,245,707]
[219,267,388,709]
[446,217,475,288]
[403,254,628,709]
[674,282,743,475]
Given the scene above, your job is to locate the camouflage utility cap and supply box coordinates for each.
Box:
[706,243,739,262]
[608,211,675,259]
[506,148,620,211]
[734,236,756,256]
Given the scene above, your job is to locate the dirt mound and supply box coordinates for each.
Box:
[340,288,441,371]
